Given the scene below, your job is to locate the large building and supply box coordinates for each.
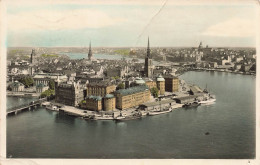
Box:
[156,75,165,95]
[55,81,84,106]
[103,94,116,111]
[33,73,68,86]
[115,85,150,110]
[30,49,36,65]
[86,82,116,97]
[164,76,179,92]
[144,37,153,78]
[85,96,102,111]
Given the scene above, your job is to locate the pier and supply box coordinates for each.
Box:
[7,98,47,116]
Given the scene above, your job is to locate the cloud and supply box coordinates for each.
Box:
[201,18,256,37]
[7,9,124,31]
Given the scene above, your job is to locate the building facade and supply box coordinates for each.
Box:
[115,85,150,110]
[55,81,84,106]
[33,73,68,86]
[103,94,116,111]
[156,75,165,95]
[85,96,102,111]
[11,81,24,92]
[36,83,49,93]
[164,76,179,92]
[86,82,116,97]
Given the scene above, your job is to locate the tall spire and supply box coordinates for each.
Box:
[88,41,93,60]
[147,36,151,58]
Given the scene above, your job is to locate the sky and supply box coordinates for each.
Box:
[4,0,259,47]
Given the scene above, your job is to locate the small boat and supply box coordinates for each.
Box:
[205,132,210,135]
[114,113,142,122]
[199,98,216,104]
[182,102,201,108]
[148,108,172,116]
[46,104,59,111]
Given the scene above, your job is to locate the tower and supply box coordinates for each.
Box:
[88,42,93,61]
[30,49,36,64]
[144,37,153,78]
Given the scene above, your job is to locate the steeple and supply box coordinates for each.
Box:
[31,49,36,64]
[147,37,151,58]
[88,41,93,60]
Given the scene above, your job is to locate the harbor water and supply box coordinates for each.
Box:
[6,71,255,158]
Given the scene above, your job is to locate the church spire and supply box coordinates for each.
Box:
[147,37,151,58]
[88,41,93,60]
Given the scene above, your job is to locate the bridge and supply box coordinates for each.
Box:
[7,98,47,116]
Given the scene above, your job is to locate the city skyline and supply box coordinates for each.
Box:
[5,0,258,47]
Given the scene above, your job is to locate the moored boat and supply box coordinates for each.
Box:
[46,104,59,111]
[182,102,201,108]
[148,108,172,116]
[114,113,142,122]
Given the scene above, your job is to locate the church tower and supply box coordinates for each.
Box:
[144,37,153,78]
[88,42,93,61]
[30,49,36,64]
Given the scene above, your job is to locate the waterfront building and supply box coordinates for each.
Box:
[88,42,93,61]
[55,81,84,106]
[144,37,153,78]
[139,99,176,111]
[86,82,116,97]
[10,81,24,92]
[103,94,116,111]
[156,75,165,95]
[115,85,150,110]
[164,76,179,92]
[85,96,102,111]
[36,83,49,93]
[33,73,68,86]
[174,95,197,104]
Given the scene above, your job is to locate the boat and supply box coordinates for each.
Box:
[148,108,172,116]
[182,102,201,108]
[45,104,59,111]
[199,94,216,104]
[114,113,142,122]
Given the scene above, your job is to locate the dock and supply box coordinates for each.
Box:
[59,106,89,117]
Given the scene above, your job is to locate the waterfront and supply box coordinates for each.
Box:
[6,71,255,158]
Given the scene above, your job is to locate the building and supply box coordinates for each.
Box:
[88,42,93,61]
[164,76,179,92]
[115,85,150,110]
[86,82,116,97]
[36,83,49,93]
[10,81,24,92]
[103,94,116,111]
[156,75,165,95]
[174,95,197,104]
[139,99,176,111]
[55,81,84,106]
[144,37,153,78]
[85,96,102,111]
[145,79,157,89]
[30,49,36,65]
[33,73,68,86]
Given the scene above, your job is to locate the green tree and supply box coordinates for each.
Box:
[151,87,159,98]
[48,80,55,90]
[19,76,34,88]
[40,89,55,98]
[117,83,125,90]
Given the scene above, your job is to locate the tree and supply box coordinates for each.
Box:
[151,87,159,98]
[117,83,125,90]
[40,89,55,98]
[48,79,55,90]
[19,76,34,88]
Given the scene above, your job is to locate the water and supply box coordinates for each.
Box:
[6,71,255,158]
[6,97,37,111]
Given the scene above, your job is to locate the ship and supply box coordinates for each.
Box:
[45,104,59,111]
[182,102,201,108]
[148,107,172,116]
[114,113,142,122]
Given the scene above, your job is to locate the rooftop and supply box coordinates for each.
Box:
[115,85,149,96]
